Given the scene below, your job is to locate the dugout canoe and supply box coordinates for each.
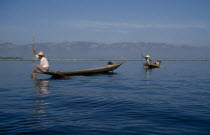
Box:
[41,62,123,77]
[144,60,161,69]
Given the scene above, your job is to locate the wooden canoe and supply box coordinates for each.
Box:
[41,62,123,77]
[144,60,161,68]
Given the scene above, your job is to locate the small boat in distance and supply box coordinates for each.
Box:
[41,62,123,77]
[144,60,161,68]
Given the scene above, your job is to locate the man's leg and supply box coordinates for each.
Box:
[36,64,48,72]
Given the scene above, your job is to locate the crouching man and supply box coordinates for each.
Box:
[32,49,50,74]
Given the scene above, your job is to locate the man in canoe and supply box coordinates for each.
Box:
[144,55,162,68]
[32,49,50,74]
[145,55,152,65]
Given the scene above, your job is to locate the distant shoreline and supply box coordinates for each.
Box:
[0,59,209,61]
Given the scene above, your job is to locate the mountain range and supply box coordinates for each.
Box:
[0,41,209,60]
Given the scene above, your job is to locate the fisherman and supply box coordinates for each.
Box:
[32,49,50,74]
[145,55,152,65]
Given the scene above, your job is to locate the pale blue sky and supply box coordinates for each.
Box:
[0,0,210,46]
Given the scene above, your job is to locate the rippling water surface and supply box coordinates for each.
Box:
[0,61,210,135]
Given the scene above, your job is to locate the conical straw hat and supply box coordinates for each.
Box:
[37,51,44,56]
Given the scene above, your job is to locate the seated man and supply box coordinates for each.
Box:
[144,55,152,66]
[32,49,50,73]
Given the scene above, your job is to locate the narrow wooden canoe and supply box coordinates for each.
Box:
[41,62,123,76]
[144,60,161,68]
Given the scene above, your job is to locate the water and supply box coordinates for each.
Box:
[0,61,210,135]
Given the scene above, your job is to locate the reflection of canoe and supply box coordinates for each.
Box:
[42,62,123,76]
[144,60,161,68]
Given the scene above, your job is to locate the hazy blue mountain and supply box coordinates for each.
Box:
[0,41,209,60]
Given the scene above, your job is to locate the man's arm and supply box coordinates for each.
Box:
[32,49,39,59]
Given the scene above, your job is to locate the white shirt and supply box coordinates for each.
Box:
[146,58,151,65]
[36,55,49,68]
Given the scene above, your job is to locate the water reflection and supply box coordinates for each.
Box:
[144,68,152,80]
[143,68,153,85]
[33,79,50,95]
[32,79,51,128]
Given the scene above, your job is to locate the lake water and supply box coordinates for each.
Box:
[0,61,210,135]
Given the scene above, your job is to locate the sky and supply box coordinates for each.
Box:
[0,0,210,46]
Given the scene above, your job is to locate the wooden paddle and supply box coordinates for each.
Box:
[140,49,145,68]
[158,66,167,68]
[30,35,36,79]
[47,69,73,79]
[32,35,35,70]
